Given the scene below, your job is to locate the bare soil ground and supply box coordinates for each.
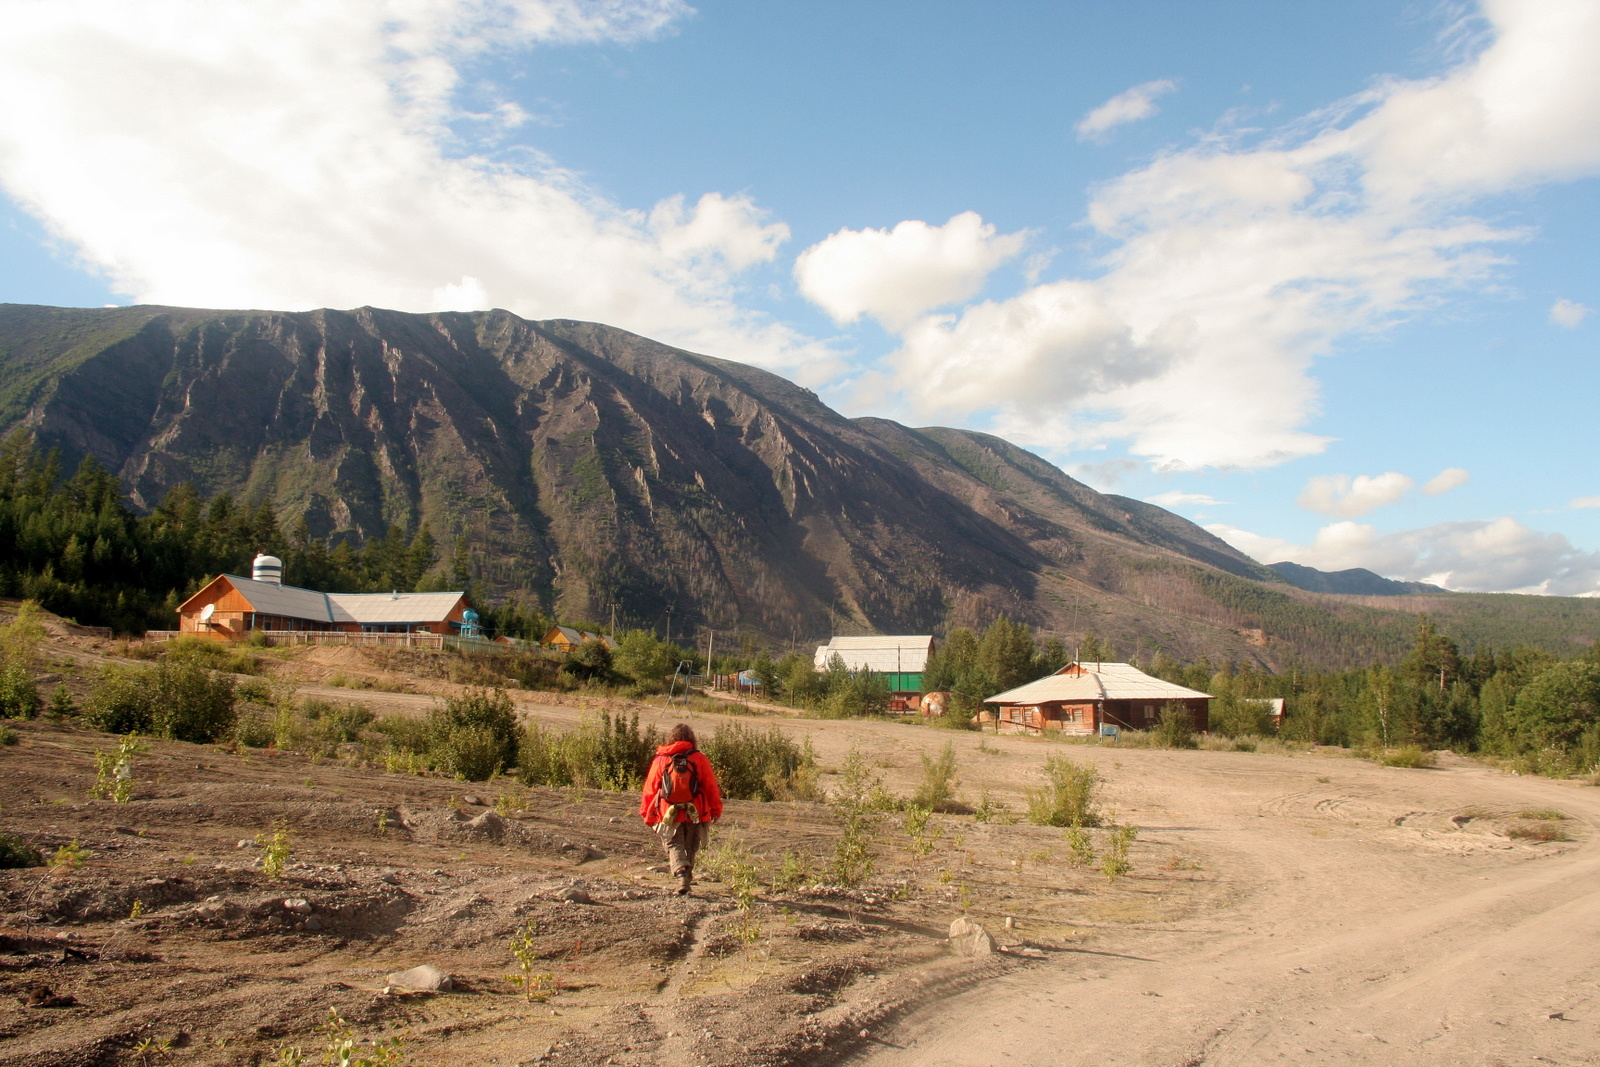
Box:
[4,624,1597,1067]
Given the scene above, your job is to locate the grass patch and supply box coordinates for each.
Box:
[1516,808,1567,821]
[1379,745,1437,769]
[1507,821,1572,843]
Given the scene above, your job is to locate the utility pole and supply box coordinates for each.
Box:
[706,628,717,689]
[610,602,616,638]
[665,605,673,645]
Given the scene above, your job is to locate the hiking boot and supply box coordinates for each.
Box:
[676,869,693,896]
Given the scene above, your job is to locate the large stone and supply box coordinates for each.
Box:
[385,964,454,992]
[947,917,995,957]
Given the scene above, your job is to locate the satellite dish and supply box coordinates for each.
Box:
[200,604,215,622]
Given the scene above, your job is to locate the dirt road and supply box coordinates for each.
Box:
[846,746,1598,1067]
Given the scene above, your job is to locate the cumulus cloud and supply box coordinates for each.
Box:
[1571,495,1600,509]
[1209,517,1600,596]
[847,1,1600,470]
[793,212,1026,331]
[1145,490,1227,509]
[0,0,836,375]
[1550,298,1591,327]
[1421,467,1470,496]
[1075,79,1176,140]
[1298,472,1414,517]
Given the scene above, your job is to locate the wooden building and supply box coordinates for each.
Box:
[985,661,1211,735]
[175,556,470,639]
[540,625,615,652]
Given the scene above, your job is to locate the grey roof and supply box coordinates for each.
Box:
[220,575,336,622]
[814,635,934,673]
[213,576,464,624]
[987,662,1211,704]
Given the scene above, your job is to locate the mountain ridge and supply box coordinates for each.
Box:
[5,302,1598,668]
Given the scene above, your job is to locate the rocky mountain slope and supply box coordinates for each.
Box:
[4,303,1596,667]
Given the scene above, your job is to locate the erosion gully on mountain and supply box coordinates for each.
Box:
[2,622,1595,1067]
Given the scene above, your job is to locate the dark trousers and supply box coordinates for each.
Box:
[663,821,709,876]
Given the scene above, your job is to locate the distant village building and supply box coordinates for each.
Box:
[175,555,470,639]
[985,661,1211,735]
[540,625,616,653]
[813,635,935,695]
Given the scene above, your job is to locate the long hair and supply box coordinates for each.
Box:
[668,723,696,745]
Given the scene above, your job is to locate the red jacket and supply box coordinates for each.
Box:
[639,741,723,825]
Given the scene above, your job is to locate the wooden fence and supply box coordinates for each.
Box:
[143,630,444,650]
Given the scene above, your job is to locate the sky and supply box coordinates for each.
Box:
[1,0,1597,594]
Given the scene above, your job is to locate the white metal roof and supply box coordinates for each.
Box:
[327,591,465,624]
[813,635,934,673]
[987,662,1211,704]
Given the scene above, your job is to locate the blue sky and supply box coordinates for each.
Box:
[1,1,1597,593]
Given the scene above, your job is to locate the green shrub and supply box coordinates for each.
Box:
[0,832,43,869]
[1025,754,1101,827]
[515,710,657,790]
[83,659,236,742]
[702,722,819,801]
[910,741,959,809]
[1154,706,1197,749]
[0,661,40,719]
[426,688,519,781]
[0,723,16,745]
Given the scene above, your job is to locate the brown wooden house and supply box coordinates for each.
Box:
[540,625,616,652]
[985,661,1211,735]
[175,557,470,639]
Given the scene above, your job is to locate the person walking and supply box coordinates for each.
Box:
[639,724,722,895]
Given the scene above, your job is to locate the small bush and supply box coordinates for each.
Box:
[1153,706,1197,749]
[83,660,236,742]
[0,723,16,746]
[0,832,43,869]
[0,661,40,719]
[1380,745,1437,769]
[911,741,960,810]
[703,722,819,801]
[426,688,519,781]
[1025,754,1100,827]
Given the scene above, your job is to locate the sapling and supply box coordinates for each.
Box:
[506,919,556,1001]
[1101,824,1138,883]
[48,838,90,871]
[256,819,292,878]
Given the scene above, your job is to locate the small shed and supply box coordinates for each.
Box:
[985,661,1211,735]
[813,635,934,694]
[541,625,616,652]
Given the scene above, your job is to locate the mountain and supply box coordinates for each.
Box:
[1269,561,1445,597]
[4,302,1598,668]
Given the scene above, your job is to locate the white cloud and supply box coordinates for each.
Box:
[1571,495,1600,509]
[1551,298,1591,327]
[1209,516,1600,596]
[1145,491,1227,509]
[868,1,1600,470]
[793,212,1026,331]
[1421,466,1470,496]
[0,0,838,377]
[1075,79,1176,140]
[1298,472,1414,517]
